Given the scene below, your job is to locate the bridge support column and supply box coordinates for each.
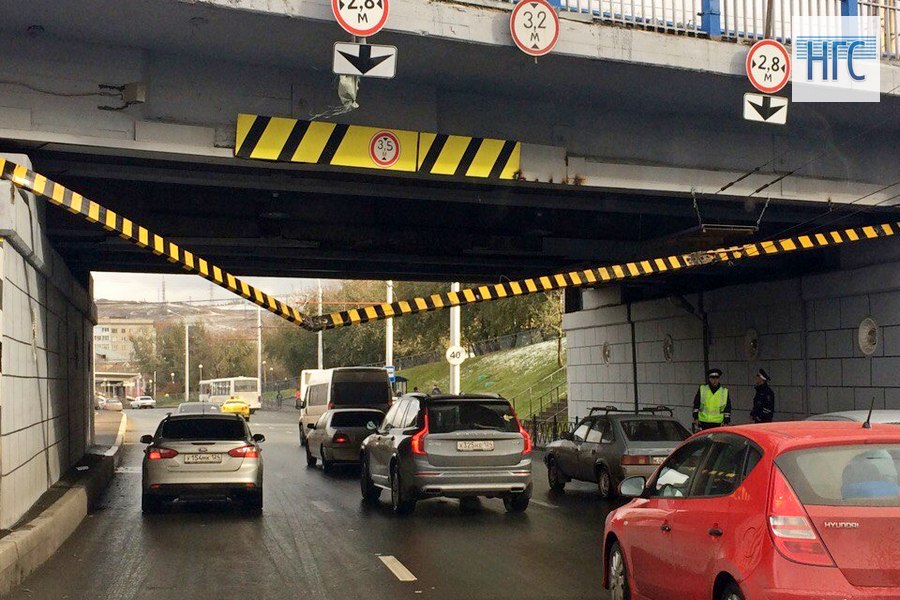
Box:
[0,154,95,529]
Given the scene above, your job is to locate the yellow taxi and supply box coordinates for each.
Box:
[221,397,251,421]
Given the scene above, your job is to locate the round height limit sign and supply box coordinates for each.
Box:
[746,39,790,94]
[332,0,389,37]
[510,0,560,57]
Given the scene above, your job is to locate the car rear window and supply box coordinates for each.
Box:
[234,380,258,392]
[159,418,247,440]
[428,400,519,434]
[331,411,383,427]
[776,444,900,507]
[332,382,391,406]
[620,419,690,442]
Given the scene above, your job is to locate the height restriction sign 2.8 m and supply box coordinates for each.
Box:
[332,0,389,37]
[746,39,790,94]
[510,0,560,57]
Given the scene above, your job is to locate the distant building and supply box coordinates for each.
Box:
[93,318,155,362]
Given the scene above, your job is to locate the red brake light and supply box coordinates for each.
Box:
[519,423,532,454]
[768,466,835,567]
[332,433,350,444]
[621,455,651,465]
[147,447,178,460]
[228,445,260,459]
[411,413,429,455]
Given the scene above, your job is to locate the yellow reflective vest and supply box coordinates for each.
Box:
[698,385,728,424]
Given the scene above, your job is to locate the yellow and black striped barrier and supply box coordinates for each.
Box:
[235,114,520,180]
[0,159,318,331]
[313,222,900,330]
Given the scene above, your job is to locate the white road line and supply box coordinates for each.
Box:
[378,556,417,582]
[311,500,334,513]
[529,499,559,509]
[114,467,141,474]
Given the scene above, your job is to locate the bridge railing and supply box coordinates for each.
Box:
[494,0,899,58]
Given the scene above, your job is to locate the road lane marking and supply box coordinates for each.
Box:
[529,499,559,509]
[312,500,334,513]
[115,467,141,474]
[379,556,417,582]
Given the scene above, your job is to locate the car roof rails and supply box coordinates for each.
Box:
[588,405,621,415]
[639,405,674,416]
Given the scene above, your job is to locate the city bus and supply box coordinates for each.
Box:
[199,376,261,413]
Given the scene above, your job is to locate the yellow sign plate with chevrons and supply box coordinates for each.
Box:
[235,114,520,179]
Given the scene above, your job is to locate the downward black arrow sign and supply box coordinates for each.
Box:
[749,96,784,121]
[338,44,391,75]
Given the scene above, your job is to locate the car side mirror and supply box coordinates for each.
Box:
[252,433,265,443]
[366,421,377,431]
[619,476,647,498]
[559,431,573,441]
[140,434,153,444]
[306,423,315,430]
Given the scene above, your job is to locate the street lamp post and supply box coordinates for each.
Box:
[199,364,203,396]
[263,360,267,390]
[170,371,175,384]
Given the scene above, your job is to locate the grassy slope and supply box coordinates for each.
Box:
[398,339,566,415]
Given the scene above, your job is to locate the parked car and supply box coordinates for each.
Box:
[305,408,385,472]
[602,421,900,600]
[103,398,123,411]
[806,409,900,424]
[129,395,156,409]
[176,402,220,415]
[140,414,265,513]
[545,406,691,499]
[221,398,251,421]
[94,396,107,410]
[360,393,533,514]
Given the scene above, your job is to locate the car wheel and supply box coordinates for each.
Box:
[305,441,317,467]
[607,541,630,600]
[719,581,745,600]
[390,463,415,516]
[321,446,333,473]
[597,466,613,500]
[244,490,263,515]
[547,457,566,492]
[459,497,481,513]
[141,493,162,514]
[503,493,529,513]
[360,456,381,504]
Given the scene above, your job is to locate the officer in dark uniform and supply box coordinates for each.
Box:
[750,368,775,423]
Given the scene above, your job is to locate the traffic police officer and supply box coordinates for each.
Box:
[750,368,775,423]
[692,368,732,430]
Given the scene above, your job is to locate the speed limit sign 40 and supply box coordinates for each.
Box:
[446,345,466,366]
[332,0,389,38]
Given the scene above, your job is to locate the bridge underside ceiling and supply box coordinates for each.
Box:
[9,142,899,301]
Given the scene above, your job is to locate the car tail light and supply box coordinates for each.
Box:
[228,445,260,459]
[147,447,178,460]
[621,455,651,465]
[519,423,533,454]
[411,413,429,455]
[332,432,350,444]
[768,466,835,567]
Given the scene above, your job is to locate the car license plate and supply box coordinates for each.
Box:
[457,440,494,452]
[652,456,666,465]
[184,453,222,464]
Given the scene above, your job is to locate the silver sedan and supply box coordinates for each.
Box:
[140,414,265,513]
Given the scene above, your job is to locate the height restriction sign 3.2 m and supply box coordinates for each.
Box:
[332,0,389,37]
[510,0,560,57]
[746,39,790,94]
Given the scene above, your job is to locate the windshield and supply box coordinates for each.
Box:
[159,418,247,441]
[620,419,690,442]
[428,400,519,433]
[776,444,900,507]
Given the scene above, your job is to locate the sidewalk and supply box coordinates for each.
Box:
[94,409,124,449]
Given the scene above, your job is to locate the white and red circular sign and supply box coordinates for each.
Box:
[746,39,791,94]
[510,0,560,57]
[332,0,389,38]
[369,131,400,168]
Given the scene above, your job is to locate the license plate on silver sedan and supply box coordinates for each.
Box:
[652,456,666,465]
[184,453,222,464]
[457,440,494,452]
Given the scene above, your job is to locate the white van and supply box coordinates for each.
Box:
[298,367,392,446]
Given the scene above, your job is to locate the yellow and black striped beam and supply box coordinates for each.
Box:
[311,222,900,331]
[235,114,520,180]
[0,159,318,331]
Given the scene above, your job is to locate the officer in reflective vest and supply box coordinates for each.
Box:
[692,368,732,430]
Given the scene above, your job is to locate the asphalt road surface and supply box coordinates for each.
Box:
[8,409,623,600]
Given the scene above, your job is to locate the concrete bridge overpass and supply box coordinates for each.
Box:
[0,0,898,556]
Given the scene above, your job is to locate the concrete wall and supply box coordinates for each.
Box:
[0,156,95,529]
[565,240,900,426]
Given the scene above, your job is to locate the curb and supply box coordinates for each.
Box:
[0,412,128,597]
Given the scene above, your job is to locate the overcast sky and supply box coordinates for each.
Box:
[92,272,318,303]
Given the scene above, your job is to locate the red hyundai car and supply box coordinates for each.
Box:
[602,422,899,599]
